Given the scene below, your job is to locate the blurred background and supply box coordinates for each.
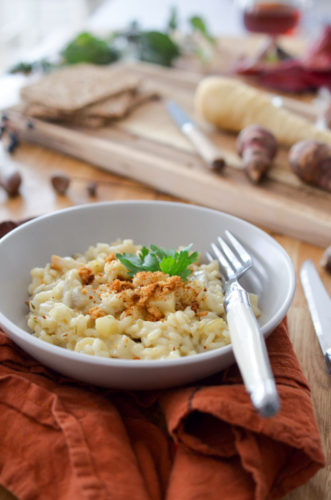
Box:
[1,0,331,73]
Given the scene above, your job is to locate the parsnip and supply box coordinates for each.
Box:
[194,76,331,147]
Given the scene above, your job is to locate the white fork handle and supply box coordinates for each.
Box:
[226,282,280,417]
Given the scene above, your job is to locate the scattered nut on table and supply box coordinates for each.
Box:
[320,245,331,273]
[86,180,98,197]
[289,140,331,192]
[50,172,71,195]
[0,171,22,197]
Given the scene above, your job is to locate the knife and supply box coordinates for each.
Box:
[300,259,331,373]
[165,100,225,171]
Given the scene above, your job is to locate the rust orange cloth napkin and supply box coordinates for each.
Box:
[0,319,325,500]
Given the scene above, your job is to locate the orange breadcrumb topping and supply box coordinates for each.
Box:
[78,266,95,285]
[79,268,205,322]
[132,271,167,287]
[89,306,105,320]
[50,255,63,271]
[146,305,162,321]
[107,279,134,293]
[105,252,116,263]
[102,271,202,321]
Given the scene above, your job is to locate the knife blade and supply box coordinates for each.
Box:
[300,259,331,373]
[165,100,225,171]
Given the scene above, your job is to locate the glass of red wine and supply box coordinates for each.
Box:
[241,0,302,36]
[237,0,307,61]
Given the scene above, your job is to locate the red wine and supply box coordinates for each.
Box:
[243,2,300,35]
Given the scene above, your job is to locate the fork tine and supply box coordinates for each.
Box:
[206,251,213,263]
[225,230,252,267]
[211,242,234,279]
[217,236,243,274]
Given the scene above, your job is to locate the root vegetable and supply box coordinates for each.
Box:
[289,140,331,192]
[194,76,331,147]
[236,124,278,183]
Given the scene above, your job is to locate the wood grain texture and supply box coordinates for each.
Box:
[6,61,331,247]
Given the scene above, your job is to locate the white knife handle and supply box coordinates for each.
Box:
[182,123,225,170]
[226,282,280,417]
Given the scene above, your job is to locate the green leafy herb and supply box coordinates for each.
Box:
[9,58,56,75]
[167,6,179,32]
[189,15,215,44]
[61,32,119,65]
[116,244,198,281]
[9,61,34,75]
[116,246,160,275]
[135,31,180,67]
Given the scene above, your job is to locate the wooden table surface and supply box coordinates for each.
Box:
[0,37,330,500]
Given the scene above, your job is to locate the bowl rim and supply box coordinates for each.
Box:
[0,200,296,368]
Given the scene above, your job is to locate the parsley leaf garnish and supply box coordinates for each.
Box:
[116,244,198,281]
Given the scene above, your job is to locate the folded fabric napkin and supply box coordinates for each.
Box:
[0,225,325,500]
[0,317,326,500]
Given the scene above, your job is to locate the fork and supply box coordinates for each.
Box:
[207,230,280,418]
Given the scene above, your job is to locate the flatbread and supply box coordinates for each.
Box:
[82,89,137,118]
[82,89,158,117]
[20,63,140,112]
[18,63,159,127]
[63,89,159,128]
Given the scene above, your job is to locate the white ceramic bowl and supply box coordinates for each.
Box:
[0,201,295,389]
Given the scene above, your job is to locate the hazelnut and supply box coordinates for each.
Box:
[320,246,331,274]
[1,171,22,197]
[51,172,71,195]
[87,180,98,197]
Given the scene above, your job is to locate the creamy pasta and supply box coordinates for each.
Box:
[27,239,259,360]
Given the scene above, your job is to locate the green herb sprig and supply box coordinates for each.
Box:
[189,16,215,45]
[116,244,198,281]
[61,32,119,65]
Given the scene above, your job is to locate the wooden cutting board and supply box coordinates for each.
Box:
[7,62,331,248]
